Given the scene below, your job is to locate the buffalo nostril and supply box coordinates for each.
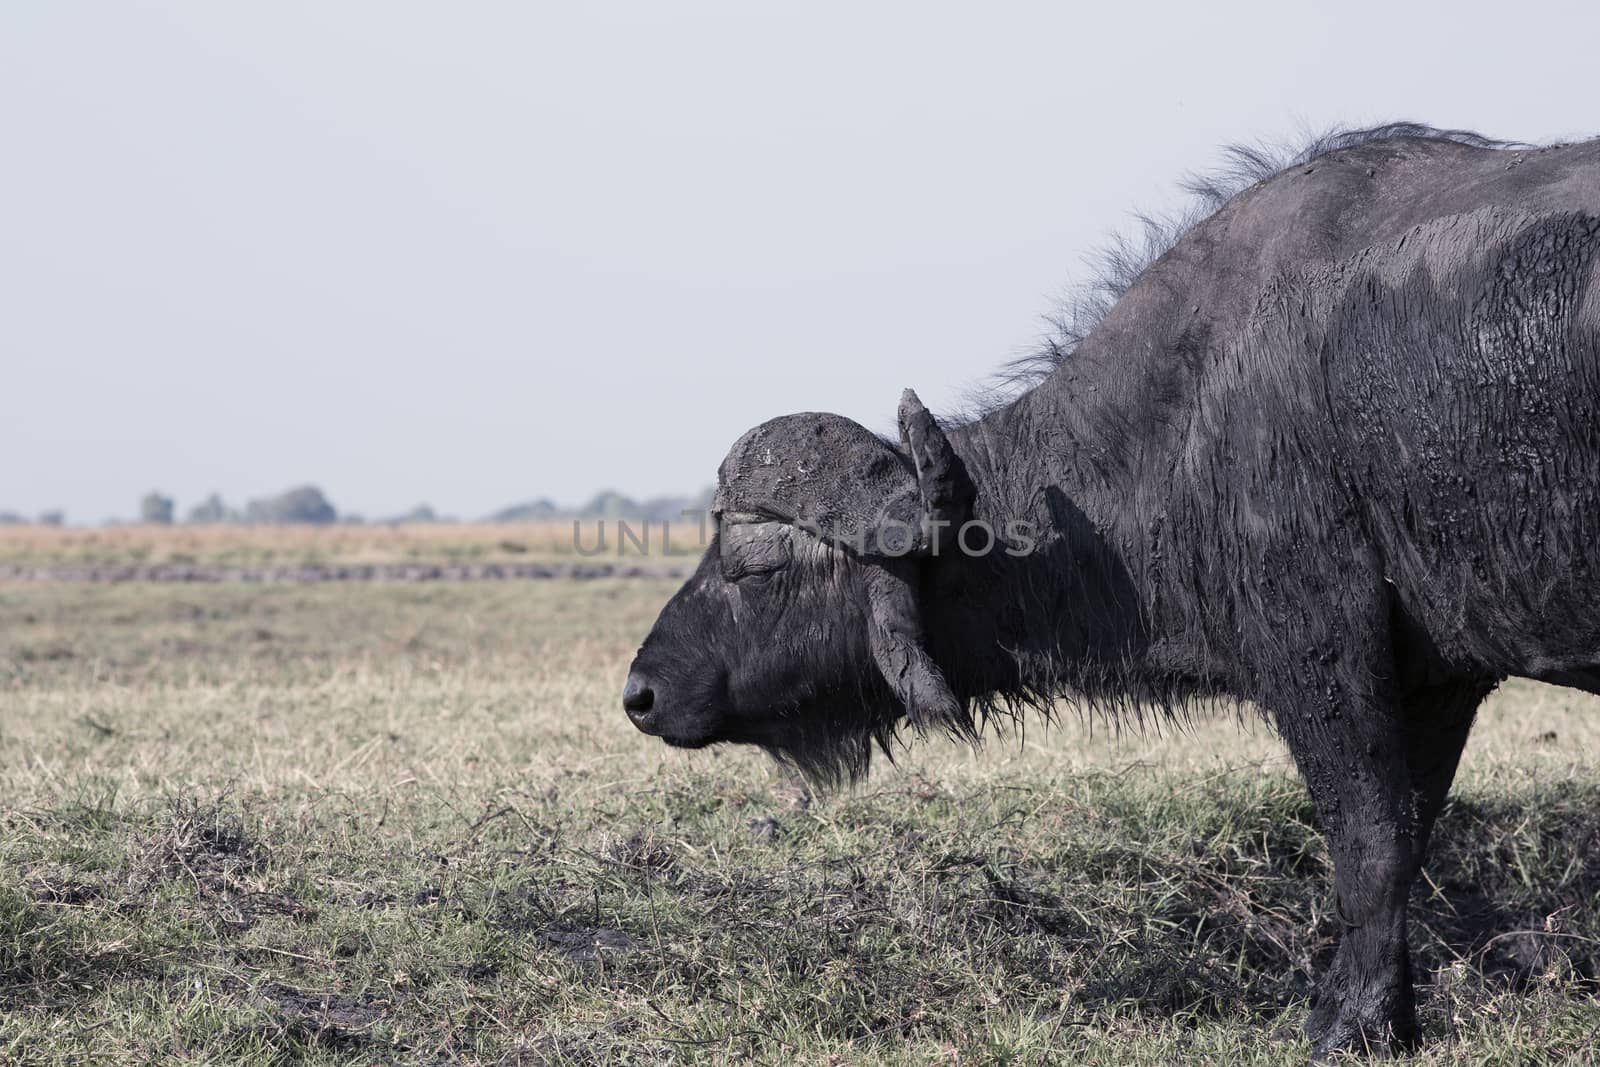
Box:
[622,674,655,717]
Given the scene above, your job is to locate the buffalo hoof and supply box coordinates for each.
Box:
[1305,994,1418,1062]
[1309,1019,1417,1062]
[1304,939,1418,1060]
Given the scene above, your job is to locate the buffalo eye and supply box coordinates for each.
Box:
[719,520,793,581]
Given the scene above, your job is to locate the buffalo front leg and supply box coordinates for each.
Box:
[1297,679,1490,1054]
[1277,692,1429,1059]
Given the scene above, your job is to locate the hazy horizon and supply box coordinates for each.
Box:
[6,2,1598,523]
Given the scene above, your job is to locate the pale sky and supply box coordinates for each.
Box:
[5,2,1597,523]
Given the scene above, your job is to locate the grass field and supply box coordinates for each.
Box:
[3,564,1600,1063]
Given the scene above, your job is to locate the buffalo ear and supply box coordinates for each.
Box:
[863,559,972,740]
[897,390,975,533]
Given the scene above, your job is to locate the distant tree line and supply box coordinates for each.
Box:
[0,486,715,527]
[146,486,342,525]
[490,488,715,523]
[0,509,63,526]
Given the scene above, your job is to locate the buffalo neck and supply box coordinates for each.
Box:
[921,377,1199,714]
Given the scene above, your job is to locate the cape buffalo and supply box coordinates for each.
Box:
[623,123,1600,1059]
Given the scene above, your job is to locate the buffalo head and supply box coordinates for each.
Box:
[622,390,977,781]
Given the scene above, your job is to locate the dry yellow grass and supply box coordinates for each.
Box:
[0,520,710,569]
